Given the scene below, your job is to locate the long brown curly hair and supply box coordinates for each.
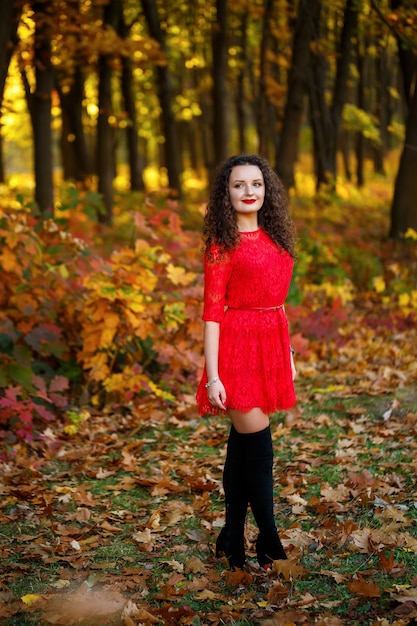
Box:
[202,154,296,259]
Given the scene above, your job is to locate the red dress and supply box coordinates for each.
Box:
[196,228,296,415]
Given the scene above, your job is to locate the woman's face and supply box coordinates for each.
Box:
[228,164,265,216]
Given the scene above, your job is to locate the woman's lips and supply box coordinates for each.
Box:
[242,199,256,204]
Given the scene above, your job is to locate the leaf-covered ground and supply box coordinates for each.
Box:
[1,377,416,625]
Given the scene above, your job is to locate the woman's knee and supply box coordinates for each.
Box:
[228,408,269,434]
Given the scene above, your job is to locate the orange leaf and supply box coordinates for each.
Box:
[0,248,18,272]
[347,576,381,597]
[224,569,253,587]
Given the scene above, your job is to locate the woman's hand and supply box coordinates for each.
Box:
[290,352,297,381]
[207,379,227,411]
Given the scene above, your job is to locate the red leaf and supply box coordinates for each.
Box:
[49,376,69,393]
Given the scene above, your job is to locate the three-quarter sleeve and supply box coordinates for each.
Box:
[202,247,233,323]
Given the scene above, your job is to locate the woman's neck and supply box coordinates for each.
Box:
[236,217,259,232]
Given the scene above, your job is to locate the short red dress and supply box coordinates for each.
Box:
[196,228,296,416]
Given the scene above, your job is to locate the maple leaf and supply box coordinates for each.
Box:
[265,580,289,604]
[184,555,206,574]
[224,569,253,587]
[272,559,307,581]
[347,575,381,597]
[166,263,196,286]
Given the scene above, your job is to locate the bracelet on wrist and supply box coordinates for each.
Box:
[205,376,219,388]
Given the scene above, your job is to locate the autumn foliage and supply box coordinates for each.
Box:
[0,193,202,449]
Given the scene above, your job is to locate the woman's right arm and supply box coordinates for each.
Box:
[204,320,227,410]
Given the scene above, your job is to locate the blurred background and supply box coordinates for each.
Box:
[1,1,416,446]
[1,0,416,236]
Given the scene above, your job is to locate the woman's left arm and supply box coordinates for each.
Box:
[290,351,297,381]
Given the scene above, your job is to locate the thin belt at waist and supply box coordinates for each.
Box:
[227,304,284,313]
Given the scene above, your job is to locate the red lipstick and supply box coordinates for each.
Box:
[242,199,256,204]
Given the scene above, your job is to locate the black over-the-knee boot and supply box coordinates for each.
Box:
[240,426,287,567]
[216,425,248,569]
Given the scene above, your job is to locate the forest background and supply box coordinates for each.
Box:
[0,1,417,625]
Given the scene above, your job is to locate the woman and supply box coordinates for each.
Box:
[196,154,297,570]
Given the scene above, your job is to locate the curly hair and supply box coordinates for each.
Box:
[202,154,296,259]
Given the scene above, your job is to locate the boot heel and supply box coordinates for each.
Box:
[256,530,287,567]
[216,527,245,569]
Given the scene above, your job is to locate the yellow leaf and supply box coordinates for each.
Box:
[64,424,78,435]
[21,594,41,606]
[84,353,110,382]
[125,297,146,313]
[405,227,417,240]
[58,264,69,279]
[100,326,117,347]
[398,293,410,308]
[148,381,175,402]
[167,263,196,286]
[313,384,345,394]
[373,276,386,293]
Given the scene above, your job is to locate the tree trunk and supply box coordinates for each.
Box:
[389,68,417,237]
[141,0,182,196]
[308,2,332,187]
[0,0,22,183]
[118,2,145,191]
[276,0,320,189]
[32,2,54,214]
[391,0,416,107]
[309,0,358,188]
[236,12,248,155]
[373,43,388,175]
[120,55,145,191]
[59,66,92,184]
[355,37,366,187]
[97,0,119,224]
[212,0,229,164]
[389,81,417,237]
[329,0,358,175]
[257,0,273,158]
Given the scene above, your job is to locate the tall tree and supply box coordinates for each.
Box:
[118,2,145,191]
[56,1,92,185]
[275,0,320,189]
[389,70,417,237]
[58,65,93,185]
[0,0,22,183]
[257,0,274,159]
[387,0,417,237]
[212,0,229,165]
[141,0,182,196]
[355,27,368,187]
[97,0,120,224]
[309,0,358,187]
[234,11,249,155]
[32,1,54,213]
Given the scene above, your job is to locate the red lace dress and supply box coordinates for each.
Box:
[196,228,296,416]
